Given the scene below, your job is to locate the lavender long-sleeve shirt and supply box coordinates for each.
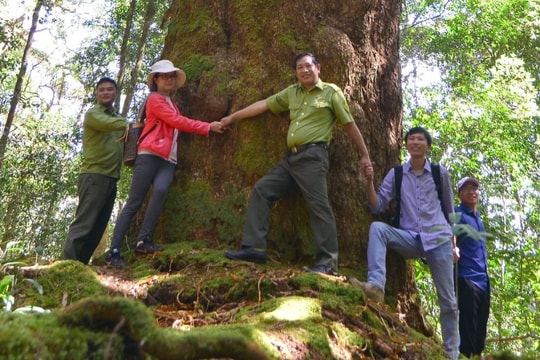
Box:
[369,159,454,251]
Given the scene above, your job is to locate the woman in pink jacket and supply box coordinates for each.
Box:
[106,60,223,267]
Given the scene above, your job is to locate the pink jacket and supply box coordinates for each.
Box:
[138,93,211,160]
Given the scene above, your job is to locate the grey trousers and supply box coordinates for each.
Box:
[63,173,118,264]
[242,146,338,269]
[110,154,175,250]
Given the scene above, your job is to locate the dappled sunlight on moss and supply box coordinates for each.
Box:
[261,296,321,322]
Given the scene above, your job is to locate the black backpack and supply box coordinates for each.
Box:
[393,163,448,228]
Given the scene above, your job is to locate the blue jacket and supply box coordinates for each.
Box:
[455,203,490,292]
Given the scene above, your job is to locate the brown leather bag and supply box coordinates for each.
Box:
[122,95,150,167]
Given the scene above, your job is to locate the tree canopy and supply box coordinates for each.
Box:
[401,0,540,352]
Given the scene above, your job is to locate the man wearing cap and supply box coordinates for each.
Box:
[63,77,127,264]
[455,177,490,359]
[221,52,371,275]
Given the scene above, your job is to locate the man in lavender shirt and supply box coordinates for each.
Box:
[352,126,459,359]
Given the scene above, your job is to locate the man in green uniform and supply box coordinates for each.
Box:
[222,52,371,274]
[63,77,127,264]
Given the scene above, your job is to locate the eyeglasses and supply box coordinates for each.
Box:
[155,73,177,80]
[460,186,479,193]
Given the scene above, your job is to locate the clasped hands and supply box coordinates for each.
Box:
[209,115,234,133]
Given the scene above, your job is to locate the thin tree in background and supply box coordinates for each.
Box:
[120,0,156,117]
[114,0,137,112]
[0,0,43,169]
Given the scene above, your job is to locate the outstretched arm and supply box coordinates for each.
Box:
[343,122,371,169]
[345,122,377,197]
[345,121,378,207]
[221,100,270,127]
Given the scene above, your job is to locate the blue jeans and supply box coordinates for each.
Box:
[367,221,459,359]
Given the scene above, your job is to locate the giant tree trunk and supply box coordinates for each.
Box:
[151,0,430,335]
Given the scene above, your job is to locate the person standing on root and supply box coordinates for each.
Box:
[355,126,459,359]
[222,52,371,275]
[105,60,224,267]
[63,77,127,264]
[455,177,490,359]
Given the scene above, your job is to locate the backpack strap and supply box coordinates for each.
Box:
[394,163,448,227]
[394,165,403,228]
[136,94,149,124]
[430,163,450,223]
[118,94,150,143]
[137,93,157,143]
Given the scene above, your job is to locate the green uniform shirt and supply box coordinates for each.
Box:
[266,79,354,148]
[80,104,127,179]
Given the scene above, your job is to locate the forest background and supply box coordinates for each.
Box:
[0,0,538,356]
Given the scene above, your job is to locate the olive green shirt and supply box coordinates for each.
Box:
[80,104,127,179]
[266,79,354,148]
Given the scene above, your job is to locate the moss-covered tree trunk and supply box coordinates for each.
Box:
[144,0,429,335]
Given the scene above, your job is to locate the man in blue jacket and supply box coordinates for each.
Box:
[455,177,490,358]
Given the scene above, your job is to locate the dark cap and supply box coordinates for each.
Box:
[457,177,479,191]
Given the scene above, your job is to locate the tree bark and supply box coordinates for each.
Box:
[151,0,427,334]
[120,0,156,118]
[114,0,137,113]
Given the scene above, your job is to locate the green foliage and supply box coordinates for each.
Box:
[68,0,169,112]
[402,0,540,354]
[0,242,45,313]
[0,275,15,312]
[0,6,24,111]
[450,212,493,242]
[0,110,79,260]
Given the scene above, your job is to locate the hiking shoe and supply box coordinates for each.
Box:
[134,240,164,255]
[225,246,267,264]
[349,278,384,303]
[105,249,126,267]
[303,264,337,275]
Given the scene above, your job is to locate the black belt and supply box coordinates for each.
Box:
[289,142,328,154]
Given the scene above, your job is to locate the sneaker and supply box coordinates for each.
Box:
[349,277,384,303]
[134,240,164,255]
[105,249,126,267]
[224,246,267,264]
[303,264,337,275]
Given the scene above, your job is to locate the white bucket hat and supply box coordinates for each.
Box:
[147,59,187,91]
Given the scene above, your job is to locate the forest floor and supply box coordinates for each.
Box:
[2,242,519,359]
